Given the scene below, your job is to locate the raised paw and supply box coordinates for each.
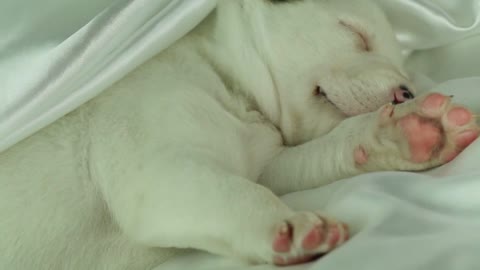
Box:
[363,93,479,170]
[271,212,349,266]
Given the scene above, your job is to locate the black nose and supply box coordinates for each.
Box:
[399,85,414,99]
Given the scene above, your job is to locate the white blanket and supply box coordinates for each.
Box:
[2,1,480,269]
[0,0,216,152]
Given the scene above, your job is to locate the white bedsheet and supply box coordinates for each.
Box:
[2,0,480,269]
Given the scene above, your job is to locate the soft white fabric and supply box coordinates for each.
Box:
[0,0,216,152]
[2,0,480,269]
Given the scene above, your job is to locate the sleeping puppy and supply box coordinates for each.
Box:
[1,0,478,269]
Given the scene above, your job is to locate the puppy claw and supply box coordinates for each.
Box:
[379,103,395,125]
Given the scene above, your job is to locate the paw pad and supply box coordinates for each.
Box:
[271,212,349,266]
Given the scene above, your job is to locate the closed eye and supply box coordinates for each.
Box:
[339,20,371,52]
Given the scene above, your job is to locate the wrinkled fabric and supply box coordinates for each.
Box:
[0,0,216,152]
[375,0,480,83]
[1,1,480,269]
[377,0,480,50]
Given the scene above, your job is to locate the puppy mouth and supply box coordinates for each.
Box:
[314,86,339,109]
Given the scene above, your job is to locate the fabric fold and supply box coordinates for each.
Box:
[0,0,216,152]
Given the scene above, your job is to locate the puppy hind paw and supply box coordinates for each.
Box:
[271,212,349,266]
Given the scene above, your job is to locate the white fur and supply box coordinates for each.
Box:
[0,0,418,269]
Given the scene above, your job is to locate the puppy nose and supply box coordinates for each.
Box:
[392,85,414,104]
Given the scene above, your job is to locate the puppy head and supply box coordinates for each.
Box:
[243,0,415,145]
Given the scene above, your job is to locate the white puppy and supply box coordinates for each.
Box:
[1,0,478,269]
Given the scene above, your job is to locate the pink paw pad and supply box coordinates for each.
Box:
[302,223,324,250]
[421,93,447,115]
[273,223,292,253]
[394,93,479,164]
[327,225,340,246]
[456,130,479,148]
[442,130,479,162]
[447,107,472,126]
[272,214,349,266]
[354,146,368,165]
[443,151,459,163]
[399,115,442,163]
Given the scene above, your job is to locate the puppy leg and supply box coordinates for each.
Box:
[259,114,374,194]
[100,154,349,265]
[260,93,479,194]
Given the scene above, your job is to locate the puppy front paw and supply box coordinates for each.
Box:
[357,93,479,171]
